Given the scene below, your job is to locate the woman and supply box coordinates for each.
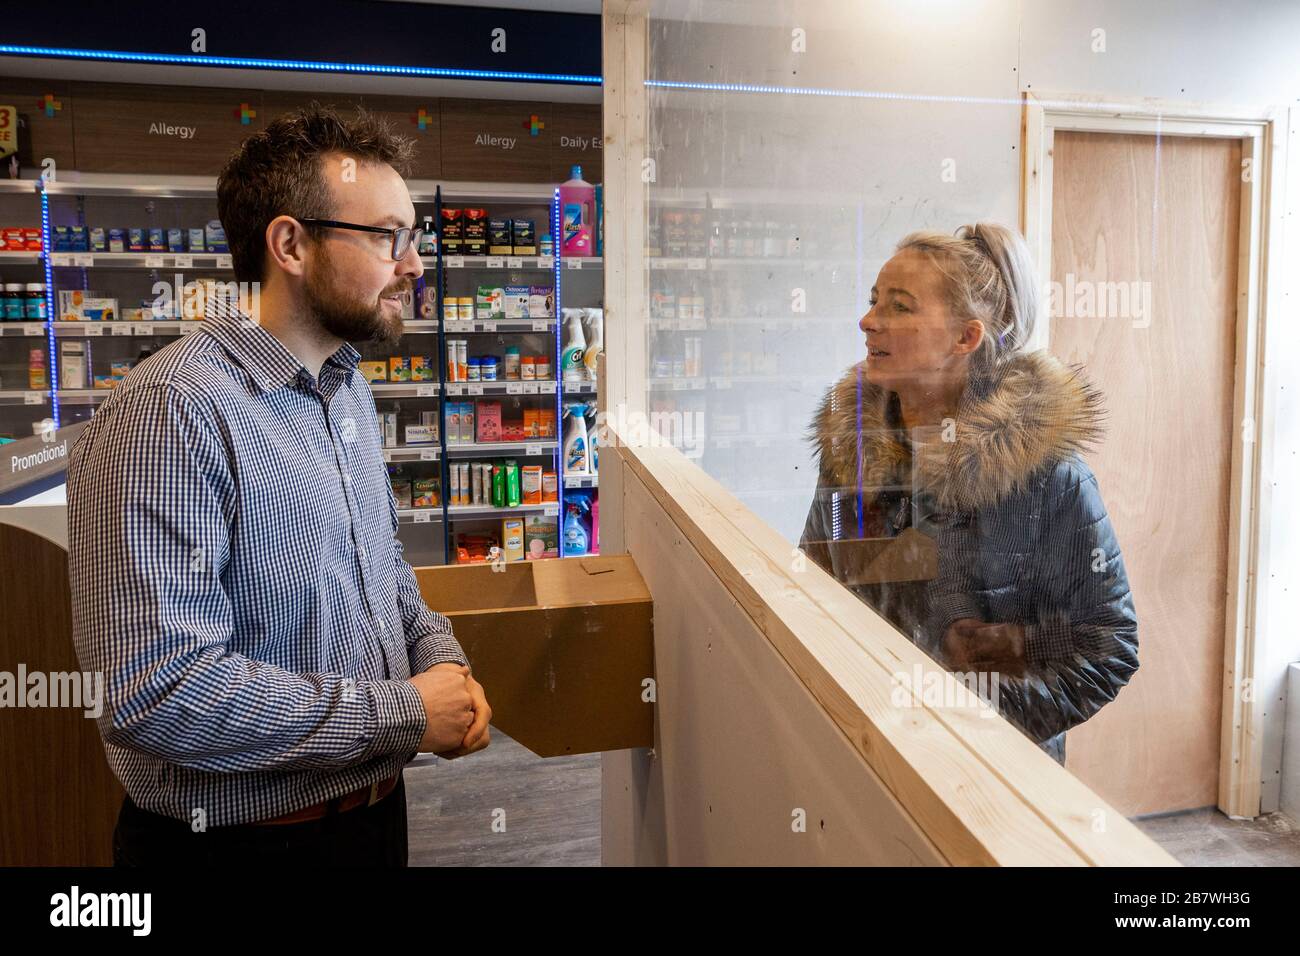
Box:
[799,223,1139,765]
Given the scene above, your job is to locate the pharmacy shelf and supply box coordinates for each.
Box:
[40,175,557,203]
[647,376,708,392]
[407,180,554,204]
[0,390,51,405]
[0,179,41,195]
[48,252,232,269]
[649,316,843,331]
[647,255,856,271]
[443,380,557,397]
[710,433,806,449]
[41,174,219,199]
[396,508,444,524]
[563,474,598,489]
[440,318,556,333]
[0,251,44,264]
[446,502,559,519]
[370,382,440,398]
[399,320,438,334]
[433,255,602,271]
[383,446,441,463]
[53,320,203,337]
[0,323,51,338]
[709,374,786,388]
[427,255,552,271]
[56,389,112,405]
[444,440,558,457]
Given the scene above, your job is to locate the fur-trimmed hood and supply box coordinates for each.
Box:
[808,350,1106,513]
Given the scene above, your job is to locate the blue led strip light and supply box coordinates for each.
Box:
[552,189,564,554]
[0,45,601,84]
[39,187,59,428]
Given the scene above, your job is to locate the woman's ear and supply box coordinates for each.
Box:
[954,318,985,356]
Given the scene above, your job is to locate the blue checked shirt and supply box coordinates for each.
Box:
[67,297,466,827]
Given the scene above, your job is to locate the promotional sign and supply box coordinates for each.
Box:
[0,106,17,159]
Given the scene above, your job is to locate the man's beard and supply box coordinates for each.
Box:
[303,249,409,349]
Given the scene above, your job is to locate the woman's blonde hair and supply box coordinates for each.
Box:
[895,222,1039,375]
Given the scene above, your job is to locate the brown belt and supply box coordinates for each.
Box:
[258,774,400,826]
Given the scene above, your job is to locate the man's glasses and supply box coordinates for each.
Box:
[296,218,424,261]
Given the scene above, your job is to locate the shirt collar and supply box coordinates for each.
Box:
[201,297,361,394]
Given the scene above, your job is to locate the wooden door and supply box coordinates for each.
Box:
[1048,130,1241,815]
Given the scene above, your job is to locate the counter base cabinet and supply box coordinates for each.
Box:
[0,523,122,866]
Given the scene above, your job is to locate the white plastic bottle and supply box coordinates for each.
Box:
[561,309,587,384]
[563,402,591,475]
[582,308,603,383]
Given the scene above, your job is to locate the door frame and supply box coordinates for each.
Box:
[1020,91,1288,819]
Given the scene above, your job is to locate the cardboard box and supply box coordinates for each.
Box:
[523,513,557,558]
[475,401,502,443]
[500,517,525,562]
[809,526,937,585]
[413,554,654,757]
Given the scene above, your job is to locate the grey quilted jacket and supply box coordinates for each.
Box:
[799,350,1140,764]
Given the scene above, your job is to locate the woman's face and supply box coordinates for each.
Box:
[860,249,980,391]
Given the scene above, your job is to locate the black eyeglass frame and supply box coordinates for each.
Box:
[296,217,424,261]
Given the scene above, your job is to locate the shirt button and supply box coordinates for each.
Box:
[342,473,352,486]
[375,615,386,630]
[358,547,368,560]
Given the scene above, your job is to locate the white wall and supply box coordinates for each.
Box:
[641,0,1300,811]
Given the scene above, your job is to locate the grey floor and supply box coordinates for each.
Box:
[1133,806,1300,866]
[404,728,601,866]
[403,730,1300,866]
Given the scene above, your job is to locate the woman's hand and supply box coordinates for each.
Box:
[941,618,1027,677]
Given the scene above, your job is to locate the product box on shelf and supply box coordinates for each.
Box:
[359,360,387,383]
[504,286,530,319]
[476,401,502,443]
[523,514,557,559]
[476,285,505,319]
[411,356,435,382]
[204,220,228,253]
[59,341,86,389]
[512,219,536,256]
[388,356,411,382]
[440,208,463,254]
[404,424,437,445]
[391,477,413,509]
[462,208,488,256]
[488,218,513,256]
[501,517,525,561]
[528,286,552,318]
[58,290,117,322]
[413,478,440,508]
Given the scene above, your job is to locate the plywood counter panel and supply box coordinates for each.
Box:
[602,433,1180,866]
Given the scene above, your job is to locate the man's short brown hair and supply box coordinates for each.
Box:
[217,103,415,284]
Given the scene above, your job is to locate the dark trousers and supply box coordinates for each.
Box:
[112,775,408,867]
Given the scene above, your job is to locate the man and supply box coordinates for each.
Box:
[67,105,491,866]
